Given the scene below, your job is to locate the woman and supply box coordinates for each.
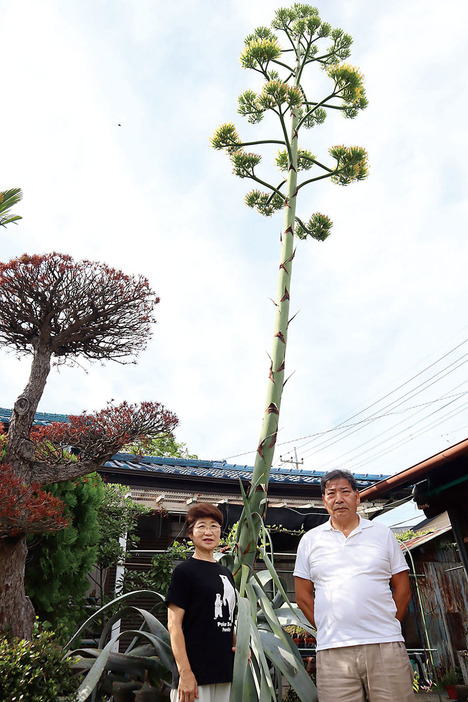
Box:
[166,503,236,702]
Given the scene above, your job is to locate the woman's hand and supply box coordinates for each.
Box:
[178,669,198,702]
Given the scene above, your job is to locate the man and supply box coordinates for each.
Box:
[294,469,414,702]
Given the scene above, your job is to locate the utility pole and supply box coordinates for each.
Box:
[279,447,303,470]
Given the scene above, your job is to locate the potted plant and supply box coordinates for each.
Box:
[440,668,462,700]
[284,625,316,650]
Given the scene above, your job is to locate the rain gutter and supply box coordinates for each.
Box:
[358,437,468,500]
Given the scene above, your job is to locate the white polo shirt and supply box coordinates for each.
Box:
[293,516,409,651]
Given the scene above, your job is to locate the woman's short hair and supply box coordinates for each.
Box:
[185,502,223,536]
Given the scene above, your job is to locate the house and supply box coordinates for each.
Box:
[359,437,468,575]
[395,512,468,675]
[360,441,468,678]
[0,407,402,600]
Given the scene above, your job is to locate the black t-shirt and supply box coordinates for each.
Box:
[166,557,236,686]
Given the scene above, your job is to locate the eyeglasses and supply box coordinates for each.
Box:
[193,524,221,532]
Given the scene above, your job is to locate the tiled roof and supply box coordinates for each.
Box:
[0,407,390,487]
[0,407,70,426]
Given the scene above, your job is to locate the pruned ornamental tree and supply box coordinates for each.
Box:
[0,252,178,639]
[0,188,23,228]
[212,5,368,579]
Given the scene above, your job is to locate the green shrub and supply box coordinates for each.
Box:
[0,630,76,701]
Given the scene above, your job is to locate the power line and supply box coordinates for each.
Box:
[295,336,468,451]
[313,385,468,470]
[296,350,468,459]
[346,401,468,472]
[223,334,468,464]
[223,388,467,462]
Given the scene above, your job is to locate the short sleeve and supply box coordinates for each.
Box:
[387,530,409,575]
[293,534,311,580]
[166,563,192,610]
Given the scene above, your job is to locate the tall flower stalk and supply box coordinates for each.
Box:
[212,4,368,579]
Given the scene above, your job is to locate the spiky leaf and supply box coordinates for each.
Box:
[0,188,23,228]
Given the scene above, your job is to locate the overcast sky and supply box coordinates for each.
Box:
[1,0,467,488]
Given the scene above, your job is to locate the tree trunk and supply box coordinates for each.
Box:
[6,346,51,482]
[0,535,35,639]
[1,347,52,638]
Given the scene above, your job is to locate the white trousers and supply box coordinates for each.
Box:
[170,682,231,702]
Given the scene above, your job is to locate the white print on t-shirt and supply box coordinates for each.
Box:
[214,574,236,627]
[214,592,223,618]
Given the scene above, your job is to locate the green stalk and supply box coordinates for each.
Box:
[214,7,369,585]
[234,52,301,581]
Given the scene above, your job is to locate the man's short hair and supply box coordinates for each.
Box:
[185,502,223,536]
[320,469,357,495]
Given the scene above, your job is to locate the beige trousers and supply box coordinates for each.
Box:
[170,682,231,702]
[317,642,415,702]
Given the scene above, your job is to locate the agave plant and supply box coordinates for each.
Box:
[64,590,172,701]
[222,481,318,702]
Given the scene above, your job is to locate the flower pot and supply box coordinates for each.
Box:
[446,684,457,700]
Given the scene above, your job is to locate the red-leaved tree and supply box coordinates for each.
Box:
[0,252,178,639]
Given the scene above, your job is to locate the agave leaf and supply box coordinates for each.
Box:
[75,629,171,702]
[237,479,263,558]
[257,548,303,621]
[218,552,235,570]
[65,590,165,650]
[129,609,173,667]
[245,595,277,699]
[245,582,260,626]
[76,635,120,702]
[68,646,167,678]
[240,563,250,597]
[99,605,136,649]
[131,607,171,644]
[244,663,262,702]
[232,595,254,700]
[68,657,96,671]
[273,605,316,635]
[259,629,317,702]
